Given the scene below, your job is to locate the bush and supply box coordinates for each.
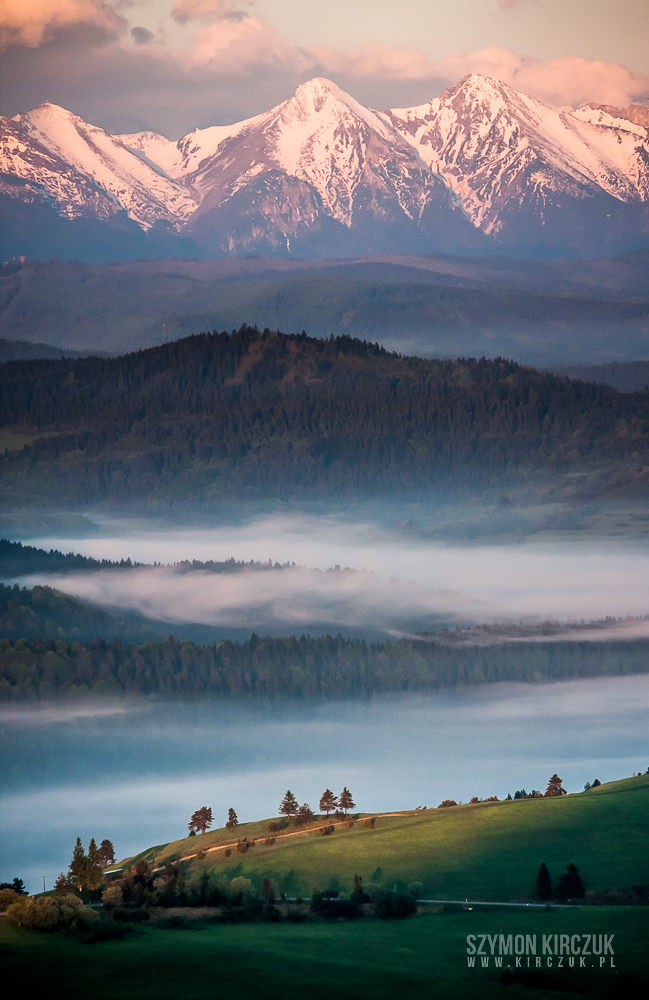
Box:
[373,890,417,919]
[0,888,19,910]
[310,895,361,919]
[81,919,129,943]
[7,894,99,933]
[363,817,376,828]
[113,907,150,923]
[101,885,123,908]
[438,800,457,808]
[227,877,255,904]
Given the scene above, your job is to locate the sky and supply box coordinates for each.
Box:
[0,0,648,137]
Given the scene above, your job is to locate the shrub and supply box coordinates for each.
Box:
[0,888,19,910]
[438,800,457,808]
[228,877,255,904]
[373,890,417,919]
[101,885,123,908]
[363,817,376,828]
[7,894,99,933]
[113,907,150,923]
[407,882,424,899]
[81,919,129,943]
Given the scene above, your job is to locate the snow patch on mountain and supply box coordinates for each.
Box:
[12,103,197,229]
[388,74,649,233]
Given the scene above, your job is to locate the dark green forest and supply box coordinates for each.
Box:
[1,626,646,702]
[0,538,294,578]
[2,326,648,509]
[0,582,169,645]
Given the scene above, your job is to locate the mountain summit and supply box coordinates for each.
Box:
[1,75,648,261]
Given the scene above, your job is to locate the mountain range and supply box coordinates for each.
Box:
[2,75,648,262]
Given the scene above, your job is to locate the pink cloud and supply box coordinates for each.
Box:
[171,0,254,25]
[0,0,125,50]
[428,46,649,109]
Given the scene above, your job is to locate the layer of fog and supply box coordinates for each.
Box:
[2,674,648,894]
[23,512,649,635]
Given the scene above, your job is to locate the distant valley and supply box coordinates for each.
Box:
[2,252,648,365]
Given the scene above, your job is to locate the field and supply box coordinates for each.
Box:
[2,776,648,998]
[121,776,649,902]
[1,905,647,1000]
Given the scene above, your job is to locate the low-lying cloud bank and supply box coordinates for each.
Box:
[20,521,649,639]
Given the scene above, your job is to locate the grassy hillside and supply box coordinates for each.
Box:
[118,776,649,902]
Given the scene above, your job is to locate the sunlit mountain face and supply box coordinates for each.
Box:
[2,75,648,261]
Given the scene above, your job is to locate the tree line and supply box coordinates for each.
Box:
[2,325,648,508]
[1,630,648,701]
[0,537,297,578]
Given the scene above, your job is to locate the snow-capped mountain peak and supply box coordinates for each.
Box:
[2,76,648,259]
[387,72,649,234]
[9,101,197,229]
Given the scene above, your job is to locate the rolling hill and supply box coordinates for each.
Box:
[2,326,649,512]
[115,776,649,903]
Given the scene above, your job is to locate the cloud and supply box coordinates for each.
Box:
[185,14,308,73]
[0,0,125,50]
[0,2,647,136]
[309,40,435,82]
[429,46,649,109]
[21,509,649,634]
[171,0,253,24]
[131,24,154,43]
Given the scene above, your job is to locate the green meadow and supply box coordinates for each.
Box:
[1,906,647,999]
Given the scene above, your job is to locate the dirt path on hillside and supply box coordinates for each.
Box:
[147,810,421,873]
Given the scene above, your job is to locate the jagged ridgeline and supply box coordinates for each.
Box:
[1,326,648,508]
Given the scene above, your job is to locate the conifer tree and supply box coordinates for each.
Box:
[535,862,552,899]
[557,863,585,898]
[279,790,299,818]
[339,786,355,815]
[98,839,116,867]
[69,837,87,891]
[226,808,238,829]
[544,774,567,797]
[54,871,74,895]
[188,806,213,835]
[319,789,338,817]
[297,802,314,826]
[86,838,104,890]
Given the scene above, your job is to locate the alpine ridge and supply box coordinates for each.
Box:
[1,75,648,261]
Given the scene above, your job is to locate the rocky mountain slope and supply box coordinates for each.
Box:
[1,75,648,260]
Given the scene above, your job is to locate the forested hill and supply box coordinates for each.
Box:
[1,326,648,508]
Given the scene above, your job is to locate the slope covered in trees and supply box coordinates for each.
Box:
[2,326,648,509]
[2,628,647,702]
